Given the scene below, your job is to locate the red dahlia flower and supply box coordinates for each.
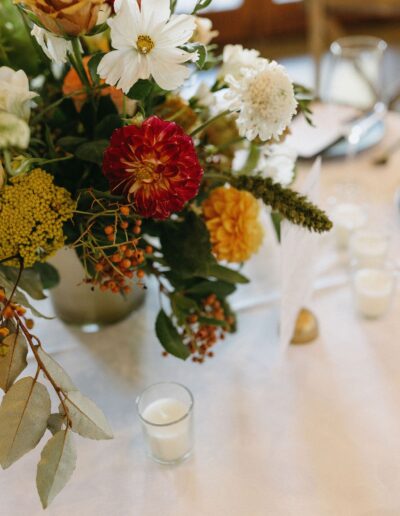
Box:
[103,116,203,219]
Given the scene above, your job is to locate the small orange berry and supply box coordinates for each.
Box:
[137,269,145,279]
[120,206,130,216]
[104,225,114,235]
[120,221,129,230]
[125,271,134,279]
[123,286,131,294]
[0,327,10,337]
[133,226,141,235]
[26,319,34,330]
[125,249,134,258]
[95,263,104,272]
[107,234,115,242]
[135,219,142,226]
[111,253,122,263]
[145,245,153,254]
[3,306,14,319]
[121,259,131,269]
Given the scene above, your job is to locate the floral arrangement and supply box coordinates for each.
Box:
[0,0,332,508]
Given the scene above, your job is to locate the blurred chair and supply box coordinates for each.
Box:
[307,0,400,95]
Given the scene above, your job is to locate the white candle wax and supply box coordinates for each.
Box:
[350,230,389,267]
[353,268,394,318]
[331,203,367,249]
[142,398,192,463]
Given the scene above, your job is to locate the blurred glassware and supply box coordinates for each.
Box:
[351,260,396,319]
[350,228,390,268]
[323,36,387,110]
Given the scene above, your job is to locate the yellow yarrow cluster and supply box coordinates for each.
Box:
[0,168,76,267]
[202,186,263,263]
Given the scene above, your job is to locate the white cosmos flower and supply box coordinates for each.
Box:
[31,25,73,65]
[97,0,196,93]
[258,143,297,186]
[225,58,297,142]
[218,44,260,82]
[0,67,37,122]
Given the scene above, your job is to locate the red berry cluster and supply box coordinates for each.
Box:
[0,289,34,357]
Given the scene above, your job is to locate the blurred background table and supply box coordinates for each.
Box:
[1,113,400,516]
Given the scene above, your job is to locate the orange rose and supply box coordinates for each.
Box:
[16,0,104,37]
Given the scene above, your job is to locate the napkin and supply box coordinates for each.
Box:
[280,158,322,349]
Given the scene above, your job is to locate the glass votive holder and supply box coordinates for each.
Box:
[136,382,194,465]
[351,261,396,319]
[331,202,368,250]
[349,228,390,268]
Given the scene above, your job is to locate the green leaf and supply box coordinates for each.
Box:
[37,348,76,393]
[87,23,108,36]
[63,391,113,440]
[155,310,190,360]
[0,330,28,392]
[192,0,213,14]
[36,429,77,509]
[87,52,105,83]
[75,140,109,166]
[47,413,66,436]
[0,377,51,468]
[94,114,122,139]
[186,280,236,298]
[57,136,87,152]
[126,79,153,101]
[160,212,213,278]
[206,263,249,284]
[171,293,199,325]
[33,262,60,290]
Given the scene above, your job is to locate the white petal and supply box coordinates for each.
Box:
[141,0,170,32]
[98,49,128,87]
[117,52,142,93]
[156,14,195,48]
[108,0,140,50]
[148,52,190,90]
[137,54,150,80]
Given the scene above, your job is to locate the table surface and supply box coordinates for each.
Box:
[2,114,400,516]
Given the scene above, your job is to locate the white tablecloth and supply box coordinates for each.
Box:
[2,114,400,516]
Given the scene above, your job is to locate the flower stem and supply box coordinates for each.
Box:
[190,109,231,137]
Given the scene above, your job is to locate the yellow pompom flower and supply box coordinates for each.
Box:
[0,168,75,267]
[202,186,263,263]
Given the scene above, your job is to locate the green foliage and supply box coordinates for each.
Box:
[0,330,28,393]
[192,0,213,14]
[160,211,214,278]
[155,310,190,360]
[294,83,314,126]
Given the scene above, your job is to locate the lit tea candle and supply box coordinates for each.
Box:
[137,383,194,464]
[331,203,367,249]
[353,267,395,318]
[350,229,389,267]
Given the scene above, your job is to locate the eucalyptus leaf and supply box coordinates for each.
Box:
[63,391,113,440]
[47,413,66,435]
[0,377,51,468]
[0,330,28,392]
[1,267,46,300]
[37,348,76,393]
[36,429,77,509]
[155,310,190,360]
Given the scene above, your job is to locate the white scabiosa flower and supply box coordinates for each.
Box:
[97,0,196,93]
[191,16,219,45]
[258,143,297,186]
[0,67,37,121]
[218,44,260,81]
[225,59,297,142]
[31,25,73,65]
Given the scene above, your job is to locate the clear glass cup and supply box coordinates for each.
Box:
[323,36,387,109]
[351,261,396,319]
[136,382,194,465]
[349,228,390,268]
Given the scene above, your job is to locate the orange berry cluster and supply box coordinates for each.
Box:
[164,293,235,363]
[86,206,152,294]
[0,289,33,357]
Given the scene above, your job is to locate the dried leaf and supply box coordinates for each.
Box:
[63,391,113,440]
[0,377,51,468]
[0,330,28,392]
[37,348,76,393]
[36,429,77,509]
[47,413,66,435]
